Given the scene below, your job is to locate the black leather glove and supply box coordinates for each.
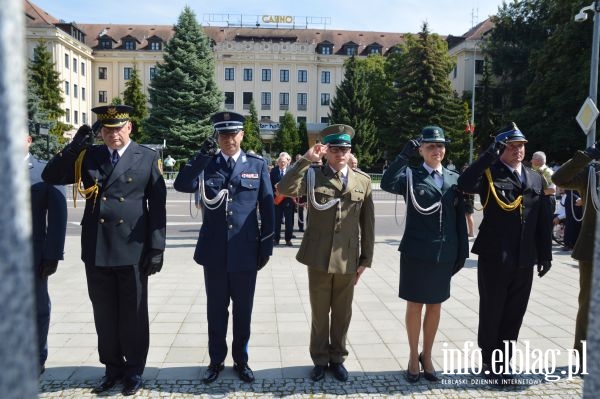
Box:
[584,146,600,160]
[71,124,94,152]
[142,249,164,276]
[452,258,466,276]
[258,255,270,271]
[485,140,504,157]
[537,260,551,277]
[39,259,59,278]
[199,136,219,156]
[400,139,420,159]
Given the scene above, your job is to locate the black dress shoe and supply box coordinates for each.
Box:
[202,363,224,384]
[91,375,121,393]
[405,362,420,383]
[39,364,45,376]
[285,240,293,246]
[233,363,255,383]
[329,362,348,382]
[310,365,327,382]
[122,375,143,396]
[419,353,439,382]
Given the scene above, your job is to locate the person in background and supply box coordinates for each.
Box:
[531,151,556,223]
[173,111,274,384]
[271,152,296,246]
[277,124,375,383]
[27,134,67,376]
[348,153,359,170]
[42,105,166,396]
[458,123,552,384]
[446,159,457,171]
[380,126,468,383]
[164,154,176,172]
[552,145,600,370]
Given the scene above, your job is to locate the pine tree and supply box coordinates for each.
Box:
[28,40,64,121]
[144,6,222,160]
[385,24,467,165]
[122,63,148,142]
[241,101,263,153]
[272,112,299,156]
[329,56,379,169]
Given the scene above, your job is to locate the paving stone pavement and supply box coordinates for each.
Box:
[39,199,587,398]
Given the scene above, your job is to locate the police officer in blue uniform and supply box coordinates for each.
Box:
[174,111,275,384]
[26,134,67,375]
[42,105,166,396]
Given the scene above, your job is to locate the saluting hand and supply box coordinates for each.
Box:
[355,266,367,285]
[304,143,328,163]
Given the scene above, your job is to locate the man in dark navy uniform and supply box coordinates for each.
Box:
[42,105,166,396]
[26,134,67,375]
[174,111,274,384]
[458,123,552,384]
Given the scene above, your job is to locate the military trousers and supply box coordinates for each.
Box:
[34,272,51,368]
[574,260,593,358]
[85,263,149,378]
[308,268,355,366]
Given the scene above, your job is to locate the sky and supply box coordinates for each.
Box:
[30,0,506,36]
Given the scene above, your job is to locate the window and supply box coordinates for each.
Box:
[65,109,70,123]
[321,71,331,84]
[98,67,107,80]
[297,116,307,123]
[319,45,332,55]
[124,67,132,80]
[321,93,330,106]
[81,87,86,101]
[65,81,69,95]
[243,92,253,109]
[150,41,161,51]
[150,67,156,79]
[297,93,307,111]
[320,116,329,124]
[81,62,85,76]
[298,70,307,83]
[100,38,112,49]
[224,92,234,109]
[345,46,357,56]
[74,110,78,125]
[124,40,135,50]
[73,58,77,73]
[368,46,380,55]
[64,54,69,69]
[243,68,253,81]
[261,92,271,110]
[280,69,289,82]
[261,69,271,81]
[452,66,457,79]
[225,67,235,81]
[82,112,87,124]
[279,92,289,110]
[99,90,107,103]
[475,59,484,75]
[73,84,78,98]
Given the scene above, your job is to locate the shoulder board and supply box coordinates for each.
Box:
[353,169,371,180]
[245,152,263,160]
[444,168,459,178]
[139,144,157,152]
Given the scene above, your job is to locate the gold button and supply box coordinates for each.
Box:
[99,218,105,223]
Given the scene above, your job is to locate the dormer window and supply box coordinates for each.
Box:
[317,42,333,55]
[146,35,163,51]
[99,37,112,49]
[150,41,161,51]
[124,39,136,50]
[345,46,357,56]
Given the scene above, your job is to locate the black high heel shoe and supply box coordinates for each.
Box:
[405,360,420,383]
[419,353,440,382]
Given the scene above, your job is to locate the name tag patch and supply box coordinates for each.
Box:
[241,173,259,179]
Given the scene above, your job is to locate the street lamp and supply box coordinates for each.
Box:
[575,0,600,147]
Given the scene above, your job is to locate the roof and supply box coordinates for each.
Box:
[446,18,494,50]
[24,0,60,26]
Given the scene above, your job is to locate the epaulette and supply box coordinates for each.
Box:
[444,168,460,178]
[139,144,157,152]
[353,168,371,180]
[245,152,263,160]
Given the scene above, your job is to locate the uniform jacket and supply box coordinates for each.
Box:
[29,154,67,268]
[277,158,375,274]
[42,142,167,266]
[270,167,296,207]
[380,156,469,265]
[551,151,598,262]
[173,151,275,271]
[457,151,552,267]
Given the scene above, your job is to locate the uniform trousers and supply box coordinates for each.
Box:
[35,274,51,367]
[85,263,149,378]
[204,267,257,365]
[574,260,593,357]
[477,256,533,371]
[308,268,355,366]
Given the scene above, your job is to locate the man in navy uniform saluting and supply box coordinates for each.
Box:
[42,105,166,396]
[174,111,275,384]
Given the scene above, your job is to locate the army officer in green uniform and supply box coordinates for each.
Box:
[380,126,468,383]
[277,124,375,382]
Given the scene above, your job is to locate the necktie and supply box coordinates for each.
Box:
[227,157,235,172]
[430,170,442,188]
[336,171,346,191]
[513,170,522,186]
[111,150,120,167]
